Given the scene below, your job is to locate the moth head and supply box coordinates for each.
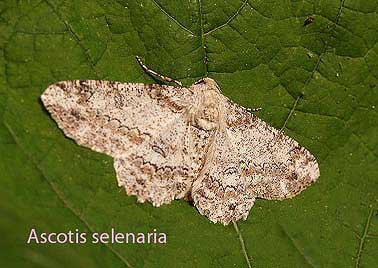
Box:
[193,77,222,93]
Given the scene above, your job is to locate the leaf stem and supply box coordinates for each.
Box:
[233,221,252,268]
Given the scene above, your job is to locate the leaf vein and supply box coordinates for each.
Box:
[198,0,208,77]
[150,0,195,36]
[233,221,252,268]
[281,94,302,130]
[279,224,316,268]
[355,208,374,268]
[42,0,101,79]
[280,0,346,130]
[204,0,249,36]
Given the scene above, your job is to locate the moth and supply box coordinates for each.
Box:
[41,58,320,225]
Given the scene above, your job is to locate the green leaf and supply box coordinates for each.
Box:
[1,0,378,267]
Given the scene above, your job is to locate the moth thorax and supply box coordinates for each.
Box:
[193,102,219,131]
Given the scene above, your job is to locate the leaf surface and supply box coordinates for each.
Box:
[1,0,378,267]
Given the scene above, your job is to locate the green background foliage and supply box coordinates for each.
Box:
[1,0,377,267]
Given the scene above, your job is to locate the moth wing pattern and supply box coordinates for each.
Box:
[41,77,320,225]
[192,129,256,225]
[223,98,319,200]
[193,94,319,225]
[41,80,206,206]
[114,117,212,206]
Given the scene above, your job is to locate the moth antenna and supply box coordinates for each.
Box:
[135,56,182,87]
[247,107,262,113]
